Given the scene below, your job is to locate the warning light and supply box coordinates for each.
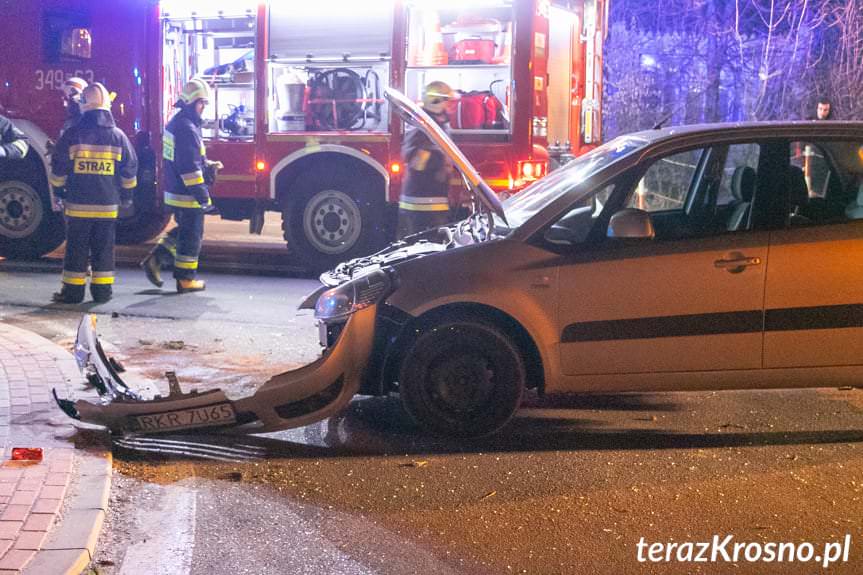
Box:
[517,160,547,182]
[390,162,401,174]
[255,160,267,172]
[11,448,43,462]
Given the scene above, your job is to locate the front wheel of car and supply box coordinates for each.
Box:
[398,319,525,437]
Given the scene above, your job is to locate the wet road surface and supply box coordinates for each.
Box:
[0,265,861,574]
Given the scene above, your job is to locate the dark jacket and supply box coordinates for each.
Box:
[0,115,29,160]
[163,105,211,209]
[50,110,138,219]
[401,111,452,202]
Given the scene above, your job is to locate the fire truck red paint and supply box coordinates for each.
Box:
[0,0,606,269]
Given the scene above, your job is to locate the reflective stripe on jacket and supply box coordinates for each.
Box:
[0,115,29,159]
[400,113,452,207]
[49,110,138,218]
[163,107,210,209]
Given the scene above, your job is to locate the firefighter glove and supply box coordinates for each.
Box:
[120,189,133,209]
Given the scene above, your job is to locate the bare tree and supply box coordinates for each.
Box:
[604,0,862,137]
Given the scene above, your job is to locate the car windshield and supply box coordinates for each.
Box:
[500,135,648,230]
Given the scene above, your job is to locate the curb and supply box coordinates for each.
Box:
[0,323,112,575]
[22,452,112,575]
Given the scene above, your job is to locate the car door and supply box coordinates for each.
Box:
[763,138,863,370]
[557,142,769,378]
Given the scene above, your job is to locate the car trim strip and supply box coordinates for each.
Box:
[562,311,763,342]
[765,303,863,332]
[562,304,863,343]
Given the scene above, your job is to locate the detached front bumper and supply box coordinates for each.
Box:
[55,308,377,435]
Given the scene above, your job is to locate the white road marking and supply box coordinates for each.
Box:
[119,483,197,575]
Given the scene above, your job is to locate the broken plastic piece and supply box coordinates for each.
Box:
[11,448,43,461]
[53,311,376,435]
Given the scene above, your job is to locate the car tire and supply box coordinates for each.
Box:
[398,319,525,437]
[0,165,65,259]
[282,170,387,273]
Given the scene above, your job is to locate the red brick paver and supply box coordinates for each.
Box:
[0,322,107,574]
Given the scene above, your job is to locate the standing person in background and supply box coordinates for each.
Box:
[815,98,834,120]
[397,81,455,238]
[61,77,88,133]
[49,83,138,304]
[140,78,221,293]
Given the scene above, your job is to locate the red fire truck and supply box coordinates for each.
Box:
[0,0,606,269]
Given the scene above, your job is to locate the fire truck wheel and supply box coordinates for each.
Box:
[282,171,386,272]
[0,166,65,259]
[398,318,525,438]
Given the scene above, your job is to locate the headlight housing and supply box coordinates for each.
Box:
[314,268,395,321]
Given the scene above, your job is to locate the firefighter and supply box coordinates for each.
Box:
[140,78,220,293]
[397,81,456,238]
[0,114,29,160]
[61,77,88,133]
[49,83,138,304]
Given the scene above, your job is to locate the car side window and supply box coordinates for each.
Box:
[791,141,832,199]
[626,149,701,213]
[616,143,765,240]
[717,143,760,207]
[788,140,863,226]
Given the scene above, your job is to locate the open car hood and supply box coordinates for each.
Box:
[384,88,507,224]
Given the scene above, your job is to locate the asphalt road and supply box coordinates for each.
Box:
[0,264,861,574]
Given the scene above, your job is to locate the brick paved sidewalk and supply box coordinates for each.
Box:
[0,323,111,575]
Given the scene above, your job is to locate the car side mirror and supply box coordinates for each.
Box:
[607,208,655,240]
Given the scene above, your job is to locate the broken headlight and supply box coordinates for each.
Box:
[314,268,395,322]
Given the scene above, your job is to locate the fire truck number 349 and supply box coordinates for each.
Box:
[35,69,95,91]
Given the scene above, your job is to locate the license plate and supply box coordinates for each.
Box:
[134,403,237,432]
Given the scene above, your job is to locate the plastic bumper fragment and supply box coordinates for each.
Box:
[53,308,376,435]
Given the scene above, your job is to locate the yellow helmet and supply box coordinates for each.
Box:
[179,78,211,105]
[422,81,454,114]
[62,77,88,100]
[80,83,112,112]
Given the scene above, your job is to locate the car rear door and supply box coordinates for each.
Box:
[763,138,863,370]
[558,141,769,377]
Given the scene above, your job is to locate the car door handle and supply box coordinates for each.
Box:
[714,256,762,271]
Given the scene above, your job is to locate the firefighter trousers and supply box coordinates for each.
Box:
[396,207,450,239]
[61,217,116,301]
[152,208,205,280]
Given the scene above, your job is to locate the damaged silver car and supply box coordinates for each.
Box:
[57,89,863,437]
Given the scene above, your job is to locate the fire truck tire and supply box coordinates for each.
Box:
[282,170,386,272]
[0,165,65,260]
[398,318,525,438]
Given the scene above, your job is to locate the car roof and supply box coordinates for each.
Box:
[625,120,863,146]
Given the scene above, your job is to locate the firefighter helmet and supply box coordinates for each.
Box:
[422,81,454,114]
[62,77,88,100]
[179,78,211,105]
[79,83,112,113]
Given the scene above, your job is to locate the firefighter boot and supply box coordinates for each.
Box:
[51,285,85,304]
[90,284,112,304]
[176,278,206,293]
[140,246,168,287]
